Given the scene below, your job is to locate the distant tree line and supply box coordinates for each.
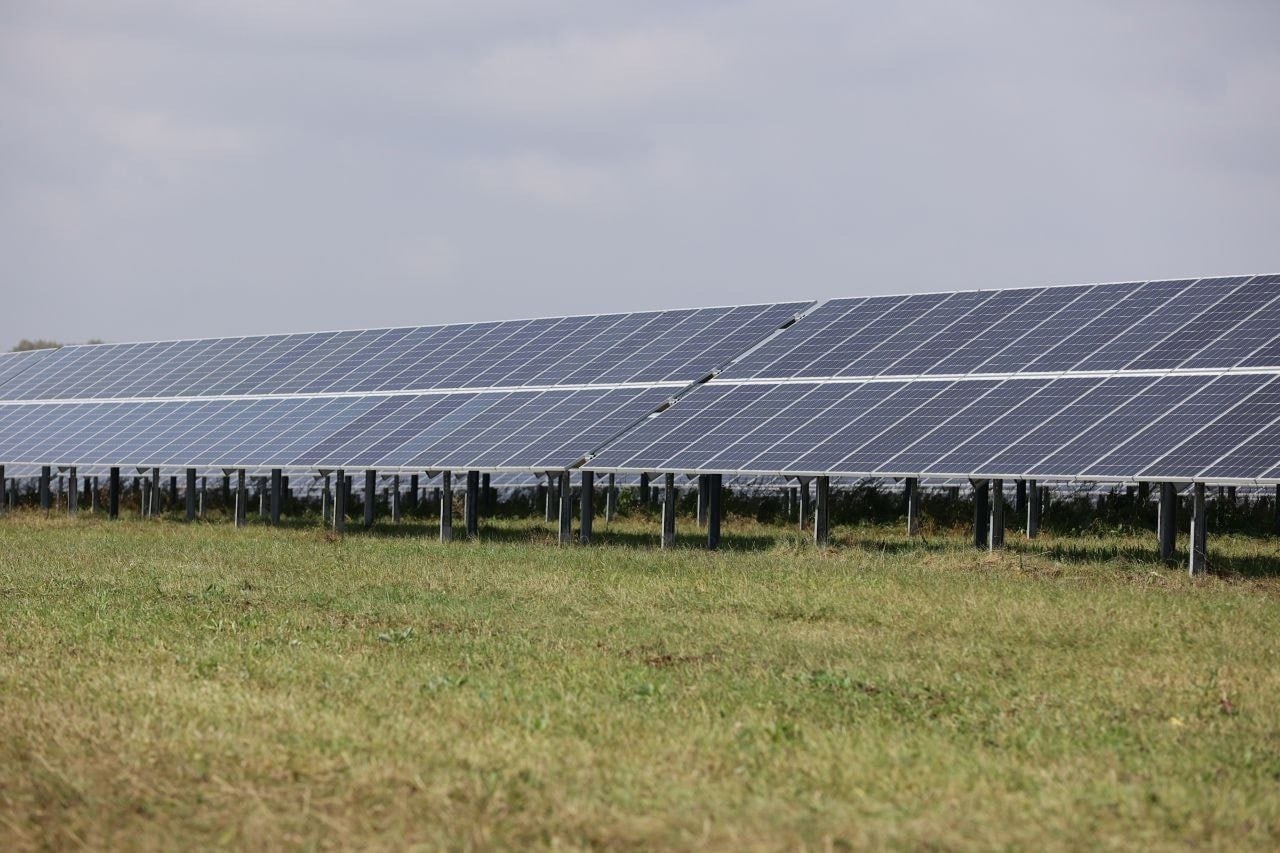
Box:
[10,338,104,352]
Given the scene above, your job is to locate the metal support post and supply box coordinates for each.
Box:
[971,479,989,549]
[268,469,281,525]
[439,471,453,543]
[696,474,708,528]
[92,477,100,513]
[989,479,1005,550]
[558,471,573,545]
[580,470,594,544]
[482,472,491,514]
[363,470,376,529]
[0,465,5,515]
[1189,482,1207,576]
[408,474,419,513]
[639,473,650,505]
[186,468,197,522]
[321,475,331,523]
[391,474,401,523]
[605,473,616,524]
[905,476,920,536]
[152,467,161,515]
[333,469,347,534]
[1015,480,1027,516]
[235,469,247,528]
[67,467,78,516]
[706,474,722,550]
[109,468,120,519]
[465,470,479,538]
[39,466,51,512]
[544,474,555,522]
[798,478,811,530]
[814,475,830,547]
[661,472,677,549]
[1158,482,1177,563]
[200,476,206,518]
[1026,478,1040,538]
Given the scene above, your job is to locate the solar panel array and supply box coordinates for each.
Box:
[0,304,810,472]
[5,274,1280,487]
[587,275,1280,485]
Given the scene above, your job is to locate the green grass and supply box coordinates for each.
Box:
[1,510,1278,849]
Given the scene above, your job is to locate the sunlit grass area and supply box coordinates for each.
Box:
[1,510,1277,849]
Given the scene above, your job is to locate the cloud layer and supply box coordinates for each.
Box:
[2,1,1278,345]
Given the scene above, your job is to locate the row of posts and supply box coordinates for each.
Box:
[0,463,1267,571]
[969,477,1216,575]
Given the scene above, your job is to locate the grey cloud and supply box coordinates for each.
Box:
[1,0,1277,347]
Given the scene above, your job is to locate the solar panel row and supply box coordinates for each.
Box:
[0,387,672,471]
[0,304,808,401]
[2,274,1278,487]
[585,372,1280,483]
[721,275,1280,380]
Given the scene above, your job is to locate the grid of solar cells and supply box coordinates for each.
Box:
[0,349,54,389]
[1138,376,1280,480]
[0,303,809,401]
[880,379,1052,472]
[716,276,1279,380]
[0,388,672,472]
[1075,375,1268,479]
[585,369,1280,482]
[979,376,1160,475]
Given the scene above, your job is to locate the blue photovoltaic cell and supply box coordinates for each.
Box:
[1202,411,1280,481]
[1070,279,1209,371]
[968,286,1104,374]
[1084,374,1274,478]
[839,382,996,473]
[659,384,819,472]
[980,376,1156,474]
[923,377,1105,475]
[1138,376,1280,480]
[717,297,898,380]
[890,289,1037,375]
[732,384,887,472]
[0,349,54,392]
[792,381,947,472]
[829,294,952,377]
[881,379,1052,471]
[0,387,672,472]
[1180,280,1280,369]
[1127,278,1274,370]
[1025,375,1206,476]
[0,303,808,401]
[838,291,992,376]
[1018,282,1149,372]
[588,384,771,471]
[920,287,1051,375]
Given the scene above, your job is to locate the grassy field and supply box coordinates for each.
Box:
[0,510,1278,850]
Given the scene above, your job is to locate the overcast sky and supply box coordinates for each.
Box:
[2,1,1278,347]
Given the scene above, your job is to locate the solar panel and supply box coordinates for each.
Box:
[0,303,808,401]
[0,387,675,472]
[0,349,55,388]
[0,301,811,474]
[5,274,1280,487]
[585,363,1280,483]
[717,276,1276,380]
